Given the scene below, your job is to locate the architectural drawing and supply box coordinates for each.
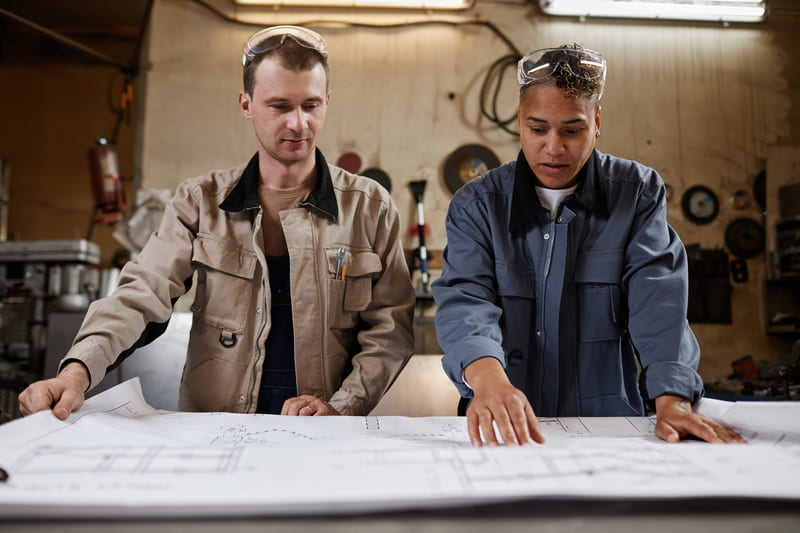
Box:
[1,379,798,519]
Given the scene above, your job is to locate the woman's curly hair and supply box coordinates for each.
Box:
[521,44,603,99]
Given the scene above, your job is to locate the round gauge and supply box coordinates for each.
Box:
[681,185,719,225]
[725,217,764,259]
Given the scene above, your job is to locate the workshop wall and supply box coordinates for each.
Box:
[136,0,799,381]
[0,64,137,267]
[3,0,796,384]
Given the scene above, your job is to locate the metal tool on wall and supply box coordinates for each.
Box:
[443,144,500,195]
[362,167,393,193]
[408,180,430,293]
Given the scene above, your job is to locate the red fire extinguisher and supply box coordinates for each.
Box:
[87,137,124,225]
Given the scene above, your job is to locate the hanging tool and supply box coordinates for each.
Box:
[408,180,430,293]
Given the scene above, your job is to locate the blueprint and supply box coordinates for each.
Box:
[1,378,799,518]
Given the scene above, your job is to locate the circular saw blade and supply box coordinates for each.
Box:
[361,167,392,193]
[443,144,501,195]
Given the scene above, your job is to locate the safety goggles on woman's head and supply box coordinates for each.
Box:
[242,25,328,66]
[517,47,607,96]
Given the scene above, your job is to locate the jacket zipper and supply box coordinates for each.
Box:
[246,206,270,412]
[538,217,555,396]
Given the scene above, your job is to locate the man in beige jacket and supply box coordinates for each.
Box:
[19,26,415,418]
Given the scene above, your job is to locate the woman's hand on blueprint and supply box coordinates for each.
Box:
[463,357,546,447]
[654,394,746,443]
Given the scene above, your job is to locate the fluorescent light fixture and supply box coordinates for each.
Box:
[234,0,473,8]
[539,0,767,23]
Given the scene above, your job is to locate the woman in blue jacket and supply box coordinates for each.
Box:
[432,45,742,447]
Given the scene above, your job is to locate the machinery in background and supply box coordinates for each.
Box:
[0,239,103,419]
[775,183,800,279]
[705,346,800,401]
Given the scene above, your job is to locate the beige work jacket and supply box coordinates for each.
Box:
[63,150,415,415]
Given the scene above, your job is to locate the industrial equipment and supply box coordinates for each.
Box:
[0,239,100,418]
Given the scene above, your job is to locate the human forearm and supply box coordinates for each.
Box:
[464,356,509,393]
[58,361,91,392]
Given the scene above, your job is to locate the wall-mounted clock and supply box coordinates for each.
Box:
[681,185,719,225]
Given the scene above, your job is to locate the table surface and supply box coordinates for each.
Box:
[5,504,800,533]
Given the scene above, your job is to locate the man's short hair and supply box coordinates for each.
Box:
[243,39,330,96]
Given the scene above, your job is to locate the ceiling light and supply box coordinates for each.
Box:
[539,0,767,23]
[233,0,473,9]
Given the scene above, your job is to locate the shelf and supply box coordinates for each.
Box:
[766,325,800,335]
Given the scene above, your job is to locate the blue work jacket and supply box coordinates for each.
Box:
[432,149,704,417]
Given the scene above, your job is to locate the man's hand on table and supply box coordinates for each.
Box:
[654,393,746,443]
[18,361,89,420]
[282,395,340,416]
[464,357,546,447]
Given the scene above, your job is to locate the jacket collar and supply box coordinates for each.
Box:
[509,148,608,231]
[219,148,339,222]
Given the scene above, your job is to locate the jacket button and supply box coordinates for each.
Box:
[256,307,262,315]
[536,330,542,336]
[543,233,550,240]
[239,394,245,402]
[557,216,563,223]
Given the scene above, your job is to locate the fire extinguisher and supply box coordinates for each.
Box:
[87,137,124,225]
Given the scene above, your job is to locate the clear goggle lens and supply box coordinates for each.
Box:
[517,47,606,94]
[242,25,328,66]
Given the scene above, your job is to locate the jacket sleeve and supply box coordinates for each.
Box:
[622,170,704,405]
[60,182,199,391]
[431,190,506,399]
[327,198,415,415]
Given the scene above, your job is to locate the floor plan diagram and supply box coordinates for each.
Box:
[1,379,798,518]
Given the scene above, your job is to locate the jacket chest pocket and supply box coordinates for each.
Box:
[190,234,257,333]
[326,248,382,329]
[495,261,536,378]
[575,250,624,342]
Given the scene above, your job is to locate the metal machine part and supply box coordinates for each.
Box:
[776,218,800,278]
[0,240,102,417]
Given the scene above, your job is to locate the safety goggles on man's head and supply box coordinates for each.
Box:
[242,25,328,66]
[517,47,607,96]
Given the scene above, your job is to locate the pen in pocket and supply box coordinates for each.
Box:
[335,246,346,280]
